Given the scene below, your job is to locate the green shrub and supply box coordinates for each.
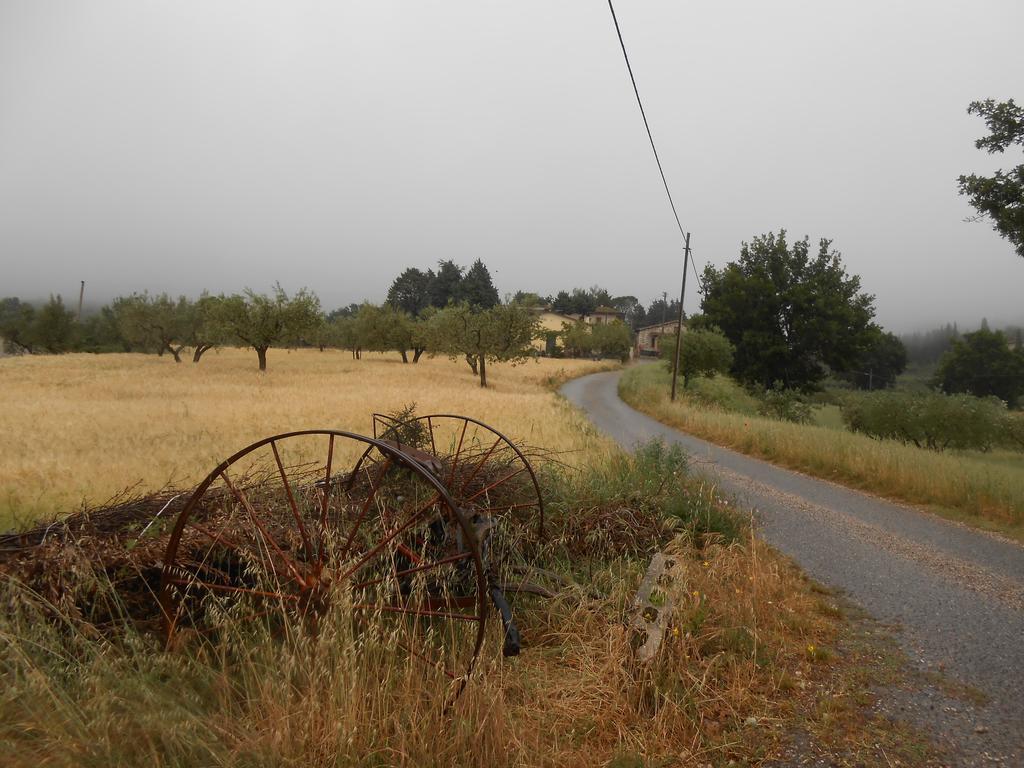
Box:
[543,439,744,555]
[1002,412,1024,451]
[841,390,1007,451]
[757,382,813,424]
[658,327,734,387]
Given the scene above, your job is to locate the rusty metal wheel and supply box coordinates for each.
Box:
[368,414,545,545]
[364,414,548,638]
[159,430,488,690]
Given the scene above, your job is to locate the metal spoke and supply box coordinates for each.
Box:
[338,492,441,583]
[271,440,313,560]
[457,436,504,495]
[446,419,469,487]
[426,416,436,455]
[220,469,306,587]
[336,457,394,563]
[463,467,527,504]
[396,541,424,565]
[320,434,335,531]
[351,551,473,591]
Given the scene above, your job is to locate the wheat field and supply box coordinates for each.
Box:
[0,349,616,528]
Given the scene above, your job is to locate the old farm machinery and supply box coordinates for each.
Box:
[157,413,551,693]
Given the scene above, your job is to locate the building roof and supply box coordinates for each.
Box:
[636,319,684,333]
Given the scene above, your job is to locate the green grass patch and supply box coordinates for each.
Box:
[811,404,845,430]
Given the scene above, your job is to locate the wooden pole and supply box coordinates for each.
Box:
[77,281,85,323]
[669,232,691,402]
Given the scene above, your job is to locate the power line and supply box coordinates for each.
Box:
[605,0,688,247]
[687,247,706,294]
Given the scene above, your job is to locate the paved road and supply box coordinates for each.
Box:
[563,370,1024,765]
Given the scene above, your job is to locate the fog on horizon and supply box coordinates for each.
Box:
[1,0,1022,334]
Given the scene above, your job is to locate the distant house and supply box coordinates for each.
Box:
[529,309,578,354]
[528,306,628,355]
[635,319,684,357]
[584,306,626,325]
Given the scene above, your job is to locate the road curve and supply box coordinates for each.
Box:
[563,370,1024,764]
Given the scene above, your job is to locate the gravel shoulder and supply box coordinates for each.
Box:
[563,370,1024,766]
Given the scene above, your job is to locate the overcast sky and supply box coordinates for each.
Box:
[1,1,1021,332]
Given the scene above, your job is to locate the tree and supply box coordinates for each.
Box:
[512,291,548,307]
[216,285,322,371]
[659,327,735,387]
[331,315,361,358]
[386,268,435,316]
[589,286,614,308]
[77,305,130,353]
[901,323,960,366]
[590,320,633,361]
[843,328,907,390]
[427,302,538,387]
[429,260,464,308]
[701,231,876,391]
[558,318,632,361]
[560,320,593,358]
[933,327,1024,407]
[551,288,599,317]
[457,259,499,309]
[327,303,360,322]
[352,303,425,363]
[0,297,37,354]
[184,294,223,362]
[644,296,679,327]
[112,293,190,361]
[958,99,1024,258]
[33,295,76,354]
[612,295,644,329]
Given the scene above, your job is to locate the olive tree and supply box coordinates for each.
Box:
[352,303,428,363]
[0,297,38,354]
[112,293,191,361]
[216,285,321,371]
[659,327,735,388]
[427,302,538,387]
[184,293,224,362]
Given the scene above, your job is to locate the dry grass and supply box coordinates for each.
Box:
[620,364,1024,536]
[1,524,851,767]
[0,350,616,528]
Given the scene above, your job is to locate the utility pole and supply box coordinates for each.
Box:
[660,291,667,325]
[670,232,691,402]
[77,281,85,323]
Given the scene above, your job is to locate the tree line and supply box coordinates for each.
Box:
[0,288,323,371]
[0,286,540,386]
[0,259,632,386]
[7,232,1016,402]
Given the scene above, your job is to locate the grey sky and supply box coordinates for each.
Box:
[1,0,1021,332]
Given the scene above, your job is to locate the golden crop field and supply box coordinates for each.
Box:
[0,349,617,528]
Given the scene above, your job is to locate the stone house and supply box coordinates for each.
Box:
[635,319,684,357]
